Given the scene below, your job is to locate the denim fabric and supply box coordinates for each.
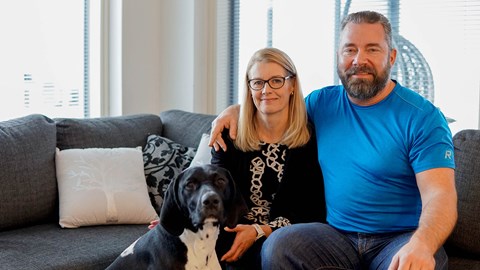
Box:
[261,223,448,270]
[219,231,264,270]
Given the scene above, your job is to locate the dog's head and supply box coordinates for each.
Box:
[159,164,247,236]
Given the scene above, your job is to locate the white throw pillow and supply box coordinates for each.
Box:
[189,133,212,168]
[56,147,158,228]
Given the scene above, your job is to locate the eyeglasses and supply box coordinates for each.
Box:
[248,76,295,91]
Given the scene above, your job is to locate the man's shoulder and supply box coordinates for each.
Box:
[306,85,343,101]
[392,83,436,112]
[309,84,342,94]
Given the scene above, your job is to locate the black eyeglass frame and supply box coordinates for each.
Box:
[247,75,295,91]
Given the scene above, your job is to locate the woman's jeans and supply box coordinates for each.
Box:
[261,223,447,270]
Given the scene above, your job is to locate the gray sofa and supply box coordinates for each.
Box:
[0,109,478,269]
[446,129,480,269]
[0,110,215,270]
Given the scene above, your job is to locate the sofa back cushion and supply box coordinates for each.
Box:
[55,114,163,150]
[447,129,480,258]
[0,115,57,231]
[160,110,216,148]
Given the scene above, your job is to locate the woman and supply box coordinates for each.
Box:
[213,47,326,269]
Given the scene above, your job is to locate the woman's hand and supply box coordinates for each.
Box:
[148,219,159,230]
[220,224,257,262]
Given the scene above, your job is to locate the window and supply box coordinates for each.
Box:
[236,0,480,135]
[0,0,101,121]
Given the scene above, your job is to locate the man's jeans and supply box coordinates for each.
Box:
[261,223,447,270]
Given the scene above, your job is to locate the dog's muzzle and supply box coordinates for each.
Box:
[192,187,224,227]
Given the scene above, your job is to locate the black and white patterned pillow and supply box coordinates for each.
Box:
[143,134,196,213]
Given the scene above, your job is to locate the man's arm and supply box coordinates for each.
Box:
[388,167,457,270]
[208,104,240,151]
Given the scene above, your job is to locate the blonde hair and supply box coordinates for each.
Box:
[235,47,310,151]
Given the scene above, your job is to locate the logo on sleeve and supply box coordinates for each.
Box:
[444,150,453,160]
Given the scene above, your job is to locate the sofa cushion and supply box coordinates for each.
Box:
[189,133,213,168]
[143,135,196,213]
[55,114,163,150]
[448,256,480,270]
[0,223,147,269]
[447,129,480,257]
[0,114,57,231]
[160,110,216,148]
[56,147,158,228]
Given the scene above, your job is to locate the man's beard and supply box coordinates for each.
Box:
[338,63,391,100]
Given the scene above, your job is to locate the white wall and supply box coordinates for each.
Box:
[108,0,219,117]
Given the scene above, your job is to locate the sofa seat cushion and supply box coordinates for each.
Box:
[0,114,57,231]
[0,224,148,270]
[447,129,480,258]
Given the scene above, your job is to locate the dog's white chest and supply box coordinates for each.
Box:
[179,221,221,270]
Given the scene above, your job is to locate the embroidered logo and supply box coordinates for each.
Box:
[444,150,453,160]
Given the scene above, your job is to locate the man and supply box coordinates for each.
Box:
[209,10,457,270]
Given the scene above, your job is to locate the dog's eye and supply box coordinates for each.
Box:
[215,178,226,187]
[185,181,197,190]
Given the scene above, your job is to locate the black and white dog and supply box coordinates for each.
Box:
[106,164,247,270]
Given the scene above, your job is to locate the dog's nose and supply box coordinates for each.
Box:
[201,191,221,208]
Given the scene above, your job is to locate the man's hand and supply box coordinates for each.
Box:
[388,168,456,270]
[388,236,436,270]
[208,104,241,151]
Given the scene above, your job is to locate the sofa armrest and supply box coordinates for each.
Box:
[446,129,480,259]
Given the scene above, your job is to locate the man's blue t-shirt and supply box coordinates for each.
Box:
[305,81,455,233]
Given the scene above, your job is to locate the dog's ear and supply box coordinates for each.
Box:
[159,170,190,236]
[223,170,248,229]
